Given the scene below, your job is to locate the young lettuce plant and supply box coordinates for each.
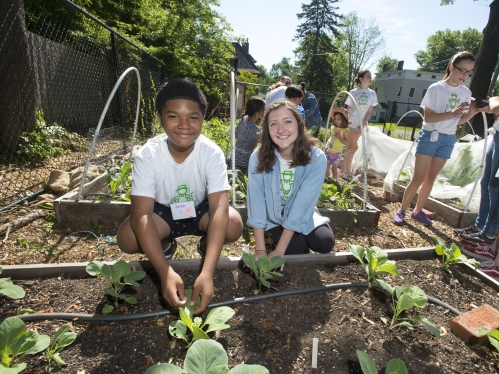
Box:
[86,260,146,314]
[0,317,50,373]
[145,339,269,374]
[0,265,25,299]
[44,325,77,373]
[356,350,407,374]
[349,245,401,284]
[242,249,284,295]
[478,327,499,353]
[377,281,440,337]
[434,237,480,273]
[169,290,235,347]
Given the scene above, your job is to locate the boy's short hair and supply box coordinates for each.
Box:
[285,84,304,99]
[156,78,208,116]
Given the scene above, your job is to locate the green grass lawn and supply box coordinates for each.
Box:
[369,122,421,140]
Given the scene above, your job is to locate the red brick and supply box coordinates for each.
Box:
[422,208,435,220]
[384,191,399,203]
[450,304,499,345]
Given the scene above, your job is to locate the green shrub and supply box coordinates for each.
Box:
[202,117,231,155]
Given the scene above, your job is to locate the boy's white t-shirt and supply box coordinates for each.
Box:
[131,134,229,207]
[345,88,378,128]
[420,80,472,135]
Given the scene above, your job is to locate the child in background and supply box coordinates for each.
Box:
[330,70,378,178]
[285,84,306,121]
[393,51,478,226]
[326,112,349,180]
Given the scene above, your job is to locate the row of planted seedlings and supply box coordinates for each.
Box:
[2,235,499,374]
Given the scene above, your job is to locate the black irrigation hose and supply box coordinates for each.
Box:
[7,282,461,323]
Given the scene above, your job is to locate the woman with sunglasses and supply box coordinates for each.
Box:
[393,51,479,226]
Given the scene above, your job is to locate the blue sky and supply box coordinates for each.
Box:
[216,0,491,72]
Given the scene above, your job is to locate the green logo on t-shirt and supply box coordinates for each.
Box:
[171,184,196,205]
[280,170,294,201]
[358,92,368,106]
[446,93,460,111]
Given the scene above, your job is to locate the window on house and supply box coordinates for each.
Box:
[422,88,427,98]
[387,74,391,77]
[431,75,436,79]
[416,74,421,77]
[397,87,402,96]
[384,87,389,98]
[409,88,415,98]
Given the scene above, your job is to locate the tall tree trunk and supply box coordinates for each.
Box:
[470,0,499,135]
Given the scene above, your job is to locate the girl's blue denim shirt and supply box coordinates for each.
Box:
[302,92,322,129]
[247,146,329,235]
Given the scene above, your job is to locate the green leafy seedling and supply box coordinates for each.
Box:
[434,237,480,273]
[478,327,499,353]
[0,265,25,299]
[356,350,407,374]
[377,281,440,337]
[86,260,146,314]
[44,325,77,373]
[349,244,401,284]
[0,317,50,373]
[107,161,132,202]
[169,290,235,347]
[145,339,269,374]
[242,249,285,295]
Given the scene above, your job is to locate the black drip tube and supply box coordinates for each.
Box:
[6,282,461,323]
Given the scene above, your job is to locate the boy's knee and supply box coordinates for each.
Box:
[226,209,243,242]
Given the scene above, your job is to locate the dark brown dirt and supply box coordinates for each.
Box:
[1,259,499,373]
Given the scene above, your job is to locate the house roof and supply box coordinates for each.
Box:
[232,42,262,76]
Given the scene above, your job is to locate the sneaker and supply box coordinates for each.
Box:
[162,238,177,259]
[461,244,497,261]
[479,261,499,280]
[393,210,406,225]
[459,231,495,245]
[453,224,480,235]
[411,210,432,225]
[197,236,207,258]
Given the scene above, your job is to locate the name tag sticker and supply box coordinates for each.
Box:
[171,201,196,220]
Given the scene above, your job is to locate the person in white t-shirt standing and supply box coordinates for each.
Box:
[393,51,479,226]
[330,70,378,179]
[117,78,243,314]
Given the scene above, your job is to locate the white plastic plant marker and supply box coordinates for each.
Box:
[312,338,318,368]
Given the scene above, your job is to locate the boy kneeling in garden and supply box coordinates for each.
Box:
[117,78,243,314]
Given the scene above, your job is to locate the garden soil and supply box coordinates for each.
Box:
[2,177,499,373]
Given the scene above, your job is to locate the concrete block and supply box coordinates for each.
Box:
[450,304,499,345]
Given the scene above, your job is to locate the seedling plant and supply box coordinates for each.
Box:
[356,350,407,374]
[478,327,499,353]
[169,290,235,347]
[0,317,50,373]
[86,260,146,314]
[0,265,25,299]
[242,249,284,295]
[318,176,359,210]
[107,160,132,202]
[44,325,77,373]
[145,339,269,373]
[349,244,401,284]
[434,237,480,273]
[377,281,440,337]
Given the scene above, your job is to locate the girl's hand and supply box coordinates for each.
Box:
[451,102,470,117]
[254,249,267,261]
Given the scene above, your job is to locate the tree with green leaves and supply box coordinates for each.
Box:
[340,12,385,91]
[268,57,300,84]
[376,55,399,73]
[414,28,482,72]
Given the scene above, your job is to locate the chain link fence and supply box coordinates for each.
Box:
[0,0,165,209]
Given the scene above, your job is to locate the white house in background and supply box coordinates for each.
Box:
[371,61,471,122]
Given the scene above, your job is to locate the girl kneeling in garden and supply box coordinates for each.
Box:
[247,100,335,261]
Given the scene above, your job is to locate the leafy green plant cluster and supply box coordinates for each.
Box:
[242,249,284,295]
[356,350,407,374]
[0,265,25,299]
[478,327,499,353]
[86,260,146,314]
[145,339,269,374]
[17,110,87,163]
[169,290,235,347]
[434,237,480,273]
[227,170,248,204]
[44,325,77,373]
[349,244,401,284]
[107,160,132,202]
[377,281,440,337]
[201,117,230,156]
[439,145,477,187]
[319,176,358,210]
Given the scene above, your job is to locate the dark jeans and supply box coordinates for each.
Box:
[266,224,335,255]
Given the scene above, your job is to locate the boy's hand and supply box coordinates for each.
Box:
[191,272,214,315]
[161,268,187,309]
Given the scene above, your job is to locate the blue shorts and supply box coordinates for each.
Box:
[415,130,456,159]
[153,198,209,239]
